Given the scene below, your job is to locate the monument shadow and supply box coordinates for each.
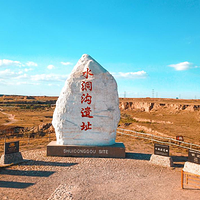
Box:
[126,152,152,160]
[0,169,55,177]
[171,155,188,168]
[19,160,78,167]
[0,180,34,189]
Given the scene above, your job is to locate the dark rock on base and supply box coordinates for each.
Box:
[0,152,23,165]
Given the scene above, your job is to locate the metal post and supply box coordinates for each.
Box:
[28,132,30,144]
[4,131,6,143]
[169,138,171,146]
[186,174,188,185]
[181,170,184,189]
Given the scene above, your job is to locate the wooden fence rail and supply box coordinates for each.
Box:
[117,128,200,152]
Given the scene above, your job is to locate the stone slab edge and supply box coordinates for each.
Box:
[149,154,173,167]
[183,161,200,176]
[48,184,73,200]
[47,141,125,158]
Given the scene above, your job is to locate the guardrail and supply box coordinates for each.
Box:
[117,128,200,152]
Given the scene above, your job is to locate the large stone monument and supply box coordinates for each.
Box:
[47,54,125,158]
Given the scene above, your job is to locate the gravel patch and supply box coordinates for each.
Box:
[0,148,199,200]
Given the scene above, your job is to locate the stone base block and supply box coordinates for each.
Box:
[47,141,125,158]
[150,154,173,167]
[0,152,23,165]
[183,161,200,176]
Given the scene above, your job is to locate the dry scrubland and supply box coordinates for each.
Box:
[0,95,57,153]
[119,98,200,144]
[0,95,200,155]
[0,95,57,127]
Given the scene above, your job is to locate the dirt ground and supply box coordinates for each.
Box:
[0,147,199,200]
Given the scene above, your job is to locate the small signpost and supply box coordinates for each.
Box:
[5,141,19,154]
[154,143,169,157]
[150,143,172,167]
[0,140,23,165]
[188,150,200,164]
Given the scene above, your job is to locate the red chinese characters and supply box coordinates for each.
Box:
[81,107,93,118]
[81,122,92,131]
[81,93,92,104]
[81,68,94,131]
[82,68,93,79]
[81,81,92,91]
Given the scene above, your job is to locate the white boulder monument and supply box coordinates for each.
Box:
[47,54,125,158]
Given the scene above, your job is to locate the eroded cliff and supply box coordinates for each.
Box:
[119,98,200,112]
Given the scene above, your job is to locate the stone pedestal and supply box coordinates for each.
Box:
[0,152,23,165]
[47,141,125,158]
[150,154,173,167]
[183,161,200,175]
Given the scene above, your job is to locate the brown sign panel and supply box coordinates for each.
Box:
[47,141,125,158]
[154,143,169,157]
[4,141,19,154]
[188,150,200,164]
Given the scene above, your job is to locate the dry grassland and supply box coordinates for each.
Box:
[119,98,200,144]
[0,95,199,157]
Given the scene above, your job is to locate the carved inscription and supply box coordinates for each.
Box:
[5,141,19,154]
[63,148,109,155]
[81,68,94,131]
[154,143,169,157]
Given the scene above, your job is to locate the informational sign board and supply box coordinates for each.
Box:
[4,141,19,154]
[188,150,200,164]
[176,135,184,141]
[154,143,169,157]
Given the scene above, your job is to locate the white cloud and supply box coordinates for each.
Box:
[61,61,73,66]
[0,66,68,85]
[0,68,32,81]
[47,65,55,70]
[0,69,21,78]
[47,83,61,87]
[168,61,192,71]
[15,81,40,86]
[31,74,68,82]
[0,69,14,78]
[113,71,147,79]
[24,68,33,72]
[16,74,28,79]
[18,70,23,74]
[0,59,22,67]
[26,61,38,67]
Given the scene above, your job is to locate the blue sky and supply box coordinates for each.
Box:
[0,0,200,99]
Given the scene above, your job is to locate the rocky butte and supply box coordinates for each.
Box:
[52,54,120,146]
